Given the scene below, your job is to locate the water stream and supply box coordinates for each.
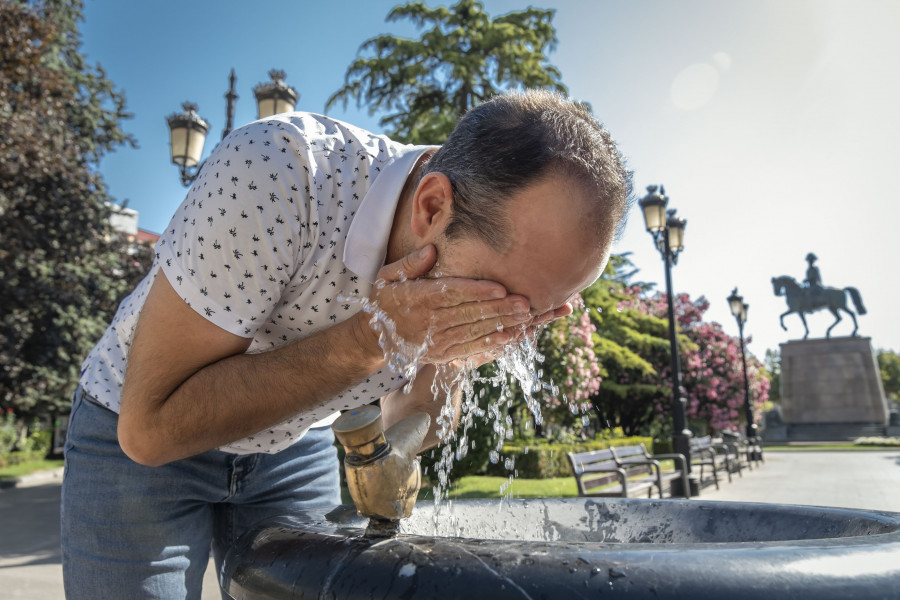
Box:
[340,283,590,534]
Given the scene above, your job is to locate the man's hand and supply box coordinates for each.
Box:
[376,245,576,448]
[360,244,536,364]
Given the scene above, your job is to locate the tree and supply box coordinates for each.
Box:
[764,348,781,405]
[877,349,900,403]
[326,0,567,144]
[624,291,770,434]
[579,254,675,437]
[0,0,135,417]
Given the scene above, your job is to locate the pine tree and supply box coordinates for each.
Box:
[326,0,566,144]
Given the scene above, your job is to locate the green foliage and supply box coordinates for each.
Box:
[854,436,900,447]
[485,436,653,479]
[579,254,674,436]
[0,410,17,454]
[765,348,781,405]
[326,0,566,143]
[22,422,52,455]
[877,349,900,401]
[0,456,64,477]
[0,0,136,417]
[437,476,577,499]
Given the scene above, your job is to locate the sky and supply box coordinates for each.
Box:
[79,0,900,359]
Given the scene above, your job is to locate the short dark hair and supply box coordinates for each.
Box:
[421,89,633,251]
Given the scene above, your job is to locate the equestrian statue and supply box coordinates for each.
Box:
[771,253,866,339]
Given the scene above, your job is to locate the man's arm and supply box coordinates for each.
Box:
[118,271,384,466]
[381,363,463,452]
[118,245,532,466]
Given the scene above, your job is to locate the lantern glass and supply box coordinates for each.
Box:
[167,103,209,168]
[641,200,666,233]
[169,123,207,167]
[667,216,686,253]
[254,70,299,118]
[257,97,277,119]
[639,185,669,234]
[728,292,744,318]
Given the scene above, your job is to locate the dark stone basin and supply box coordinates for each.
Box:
[220,498,900,599]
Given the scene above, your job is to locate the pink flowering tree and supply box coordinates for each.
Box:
[537,294,604,433]
[626,291,771,434]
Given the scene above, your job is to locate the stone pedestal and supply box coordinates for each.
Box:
[779,337,888,440]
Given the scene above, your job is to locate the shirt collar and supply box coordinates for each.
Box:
[343,145,437,283]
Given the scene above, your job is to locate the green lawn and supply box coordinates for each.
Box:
[340,476,579,504]
[426,476,578,500]
[0,458,64,481]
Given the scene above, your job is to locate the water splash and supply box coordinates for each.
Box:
[338,286,577,530]
[337,287,430,392]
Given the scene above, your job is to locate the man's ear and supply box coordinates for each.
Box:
[410,172,454,242]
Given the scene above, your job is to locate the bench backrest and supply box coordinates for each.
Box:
[608,444,649,462]
[691,435,712,451]
[568,447,654,494]
[567,448,617,476]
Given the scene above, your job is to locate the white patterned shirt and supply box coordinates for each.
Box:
[79,112,433,454]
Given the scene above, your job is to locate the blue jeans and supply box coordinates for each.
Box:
[60,387,341,599]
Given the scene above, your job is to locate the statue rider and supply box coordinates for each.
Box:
[804,252,823,305]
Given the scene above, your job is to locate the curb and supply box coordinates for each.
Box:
[0,467,65,490]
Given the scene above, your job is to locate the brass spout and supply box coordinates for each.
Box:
[332,405,430,524]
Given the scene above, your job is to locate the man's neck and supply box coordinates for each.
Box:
[385,150,435,265]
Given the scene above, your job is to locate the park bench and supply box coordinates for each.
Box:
[722,430,764,470]
[689,435,735,489]
[567,444,690,499]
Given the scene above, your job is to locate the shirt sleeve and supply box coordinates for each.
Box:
[155,119,312,338]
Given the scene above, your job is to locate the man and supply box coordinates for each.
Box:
[804,252,823,304]
[61,89,631,598]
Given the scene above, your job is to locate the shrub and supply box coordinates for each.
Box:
[0,409,17,454]
[484,436,653,479]
[854,436,900,447]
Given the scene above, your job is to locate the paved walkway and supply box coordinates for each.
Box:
[696,449,900,512]
[2,450,899,598]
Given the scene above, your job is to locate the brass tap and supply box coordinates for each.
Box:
[332,405,430,532]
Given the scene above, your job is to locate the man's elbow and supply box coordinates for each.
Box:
[117,418,170,467]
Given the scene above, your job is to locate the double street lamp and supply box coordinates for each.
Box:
[727,288,758,440]
[639,184,697,497]
[166,69,299,186]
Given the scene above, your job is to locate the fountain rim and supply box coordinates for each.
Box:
[284,497,900,549]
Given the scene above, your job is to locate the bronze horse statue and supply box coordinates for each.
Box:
[771,275,866,339]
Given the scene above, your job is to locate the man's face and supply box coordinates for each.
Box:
[433,174,611,323]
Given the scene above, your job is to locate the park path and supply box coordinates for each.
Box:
[2,449,899,598]
[697,449,900,512]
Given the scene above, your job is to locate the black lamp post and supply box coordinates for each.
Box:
[727,288,757,441]
[166,69,299,186]
[639,184,697,497]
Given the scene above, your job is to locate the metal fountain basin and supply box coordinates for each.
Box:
[221,497,900,599]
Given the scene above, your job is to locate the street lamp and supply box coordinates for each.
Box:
[166,69,299,186]
[253,69,300,119]
[727,287,757,441]
[639,184,697,497]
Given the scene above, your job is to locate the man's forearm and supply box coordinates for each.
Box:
[121,313,383,466]
[381,363,464,452]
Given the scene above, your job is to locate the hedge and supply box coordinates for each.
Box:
[483,436,653,479]
[0,450,49,469]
